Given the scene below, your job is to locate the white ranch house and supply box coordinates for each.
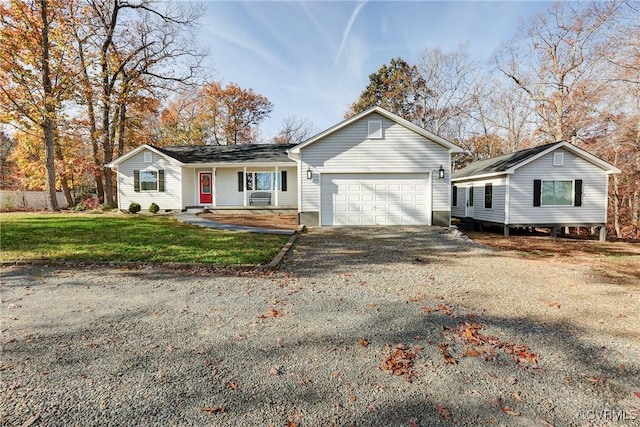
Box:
[451,141,621,240]
[107,107,464,227]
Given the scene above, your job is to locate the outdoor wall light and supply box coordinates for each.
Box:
[438,165,445,179]
[306,167,313,180]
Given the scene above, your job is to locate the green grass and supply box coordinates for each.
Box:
[0,213,290,265]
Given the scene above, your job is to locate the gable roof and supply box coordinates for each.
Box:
[106,143,297,168]
[452,141,621,181]
[288,106,463,156]
[153,143,296,164]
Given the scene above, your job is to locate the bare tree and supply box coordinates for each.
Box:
[272,116,317,145]
[415,45,477,139]
[495,1,620,143]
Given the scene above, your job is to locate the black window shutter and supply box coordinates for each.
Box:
[158,170,165,192]
[281,171,287,192]
[452,186,457,207]
[533,179,541,207]
[237,172,243,192]
[134,170,140,192]
[574,179,582,206]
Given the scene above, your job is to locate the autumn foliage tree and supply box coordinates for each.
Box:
[159,81,273,145]
[346,57,424,121]
[0,0,76,210]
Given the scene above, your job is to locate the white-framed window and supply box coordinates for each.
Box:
[140,170,158,191]
[553,152,564,166]
[542,180,573,206]
[484,183,493,209]
[143,152,152,163]
[245,172,283,191]
[368,120,382,139]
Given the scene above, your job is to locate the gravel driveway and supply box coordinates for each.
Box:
[1,227,639,426]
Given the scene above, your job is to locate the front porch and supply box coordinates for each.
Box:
[189,165,297,208]
[184,206,297,215]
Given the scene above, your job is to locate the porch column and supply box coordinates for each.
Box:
[274,165,279,207]
[212,167,216,207]
[243,166,247,207]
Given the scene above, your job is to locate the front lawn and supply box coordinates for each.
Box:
[0,213,290,265]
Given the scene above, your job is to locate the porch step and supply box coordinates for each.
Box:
[207,207,297,215]
[183,206,208,214]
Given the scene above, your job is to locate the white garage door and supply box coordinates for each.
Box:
[320,173,430,226]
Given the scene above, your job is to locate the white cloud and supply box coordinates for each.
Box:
[333,0,368,67]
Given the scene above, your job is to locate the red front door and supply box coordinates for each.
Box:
[199,172,213,204]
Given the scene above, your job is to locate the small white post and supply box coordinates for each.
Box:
[274,165,279,207]
[243,166,247,207]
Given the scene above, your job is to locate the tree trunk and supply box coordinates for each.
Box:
[633,187,639,238]
[612,174,622,238]
[40,0,59,212]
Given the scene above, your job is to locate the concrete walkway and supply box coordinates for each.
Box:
[174,212,295,235]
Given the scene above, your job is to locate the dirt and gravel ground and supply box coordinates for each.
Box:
[1,227,639,426]
[199,214,299,230]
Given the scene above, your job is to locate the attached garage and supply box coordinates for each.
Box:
[320,173,431,226]
[287,107,463,227]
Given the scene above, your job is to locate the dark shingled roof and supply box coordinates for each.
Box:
[453,141,563,179]
[151,144,297,164]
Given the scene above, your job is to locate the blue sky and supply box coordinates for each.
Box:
[198,1,552,140]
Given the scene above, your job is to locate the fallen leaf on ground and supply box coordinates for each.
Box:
[349,395,357,402]
[512,391,523,402]
[463,347,484,357]
[501,406,520,416]
[586,373,609,384]
[368,403,379,412]
[381,344,418,381]
[200,406,226,414]
[408,418,419,427]
[409,293,426,302]
[506,375,517,385]
[259,308,283,318]
[547,301,561,308]
[437,343,457,365]
[227,381,238,390]
[269,366,282,376]
[422,303,455,316]
[489,396,502,409]
[434,404,452,422]
[358,339,369,347]
[634,391,640,399]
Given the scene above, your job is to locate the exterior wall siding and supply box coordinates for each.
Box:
[451,183,465,218]
[509,148,608,224]
[300,112,451,214]
[183,168,197,206]
[460,177,507,223]
[116,149,183,211]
